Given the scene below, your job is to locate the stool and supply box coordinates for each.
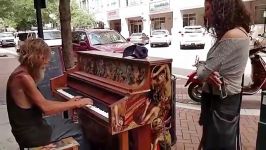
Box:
[20,137,79,150]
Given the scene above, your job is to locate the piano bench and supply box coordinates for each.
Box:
[20,137,79,150]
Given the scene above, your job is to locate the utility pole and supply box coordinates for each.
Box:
[34,0,46,39]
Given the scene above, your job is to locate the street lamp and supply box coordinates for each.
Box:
[264,9,266,34]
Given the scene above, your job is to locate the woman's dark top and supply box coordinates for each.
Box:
[6,70,52,147]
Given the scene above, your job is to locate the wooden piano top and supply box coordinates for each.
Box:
[77,51,172,65]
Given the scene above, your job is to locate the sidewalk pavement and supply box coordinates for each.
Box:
[171,77,260,150]
[0,102,260,150]
[0,49,260,149]
[173,107,259,150]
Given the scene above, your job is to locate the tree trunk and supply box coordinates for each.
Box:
[59,0,74,69]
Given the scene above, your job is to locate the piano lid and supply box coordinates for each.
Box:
[77,51,172,65]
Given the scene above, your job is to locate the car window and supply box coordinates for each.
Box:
[184,27,203,33]
[43,31,61,40]
[152,30,167,35]
[0,33,13,37]
[131,33,142,36]
[72,32,87,43]
[89,31,126,45]
[17,33,28,41]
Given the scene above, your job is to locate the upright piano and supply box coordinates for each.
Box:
[51,51,173,150]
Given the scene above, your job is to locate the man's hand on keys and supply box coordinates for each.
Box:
[73,96,93,108]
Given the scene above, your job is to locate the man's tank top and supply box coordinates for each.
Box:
[6,70,52,147]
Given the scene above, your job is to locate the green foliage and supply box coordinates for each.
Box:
[0,0,95,30]
[71,0,96,28]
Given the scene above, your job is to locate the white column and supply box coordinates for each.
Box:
[120,18,129,38]
[142,16,151,36]
[172,7,183,35]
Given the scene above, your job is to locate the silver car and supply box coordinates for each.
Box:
[0,32,15,47]
[128,33,149,45]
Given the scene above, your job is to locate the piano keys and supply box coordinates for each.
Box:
[50,50,173,150]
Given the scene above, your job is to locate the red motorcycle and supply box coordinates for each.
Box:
[185,46,266,102]
[184,56,204,102]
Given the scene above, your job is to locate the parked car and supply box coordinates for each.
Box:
[0,32,15,47]
[43,30,62,47]
[15,31,36,51]
[180,26,205,49]
[127,33,149,45]
[150,30,171,47]
[256,32,266,46]
[15,30,62,52]
[72,29,133,53]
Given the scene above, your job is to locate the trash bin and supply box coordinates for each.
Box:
[170,75,177,145]
[256,90,266,150]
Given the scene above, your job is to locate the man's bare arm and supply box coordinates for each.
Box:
[20,74,92,115]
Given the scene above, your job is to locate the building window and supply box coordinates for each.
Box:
[128,0,142,6]
[255,5,266,24]
[151,17,165,30]
[183,14,196,26]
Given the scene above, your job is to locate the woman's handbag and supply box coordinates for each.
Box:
[205,102,240,149]
[201,75,244,150]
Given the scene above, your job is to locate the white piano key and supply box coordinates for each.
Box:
[58,89,109,119]
[85,105,109,119]
[57,89,74,99]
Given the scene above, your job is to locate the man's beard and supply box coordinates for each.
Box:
[35,67,46,83]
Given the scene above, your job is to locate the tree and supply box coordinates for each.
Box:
[59,0,75,69]
[71,0,96,29]
[0,0,15,20]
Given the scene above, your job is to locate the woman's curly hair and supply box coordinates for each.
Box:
[205,0,252,39]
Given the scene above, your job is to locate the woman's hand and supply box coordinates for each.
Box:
[207,71,222,87]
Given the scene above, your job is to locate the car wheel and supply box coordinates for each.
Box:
[150,44,153,47]
[169,41,171,45]
[180,45,184,49]
[165,43,169,47]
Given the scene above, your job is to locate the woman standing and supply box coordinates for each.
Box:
[197,0,251,149]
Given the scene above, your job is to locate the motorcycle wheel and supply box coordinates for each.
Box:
[188,83,202,103]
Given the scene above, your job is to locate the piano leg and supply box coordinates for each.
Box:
[132,125,152,150]
[119,131,129,150]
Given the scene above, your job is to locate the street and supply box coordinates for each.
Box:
[0,35,255,84]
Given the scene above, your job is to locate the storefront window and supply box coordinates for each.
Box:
[129,20,143,34]
[255,5,266,24]
[183,14,196,26]
[151,17,165,30]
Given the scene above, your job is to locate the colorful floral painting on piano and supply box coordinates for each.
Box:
[110,64,172,149]
[78,56,146,87]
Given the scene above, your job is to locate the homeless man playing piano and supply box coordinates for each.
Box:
[6,39,92,149]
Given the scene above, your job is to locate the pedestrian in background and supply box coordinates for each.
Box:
[197,0,251,149]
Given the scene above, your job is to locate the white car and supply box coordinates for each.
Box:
[150,30,171,47]
[180,26,205,49]
[128,33,149,45]
[0,32,15,47]
[15,30,62,52]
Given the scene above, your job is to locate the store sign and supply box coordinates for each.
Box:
[107,9,120,20]
[149,0,170,12]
